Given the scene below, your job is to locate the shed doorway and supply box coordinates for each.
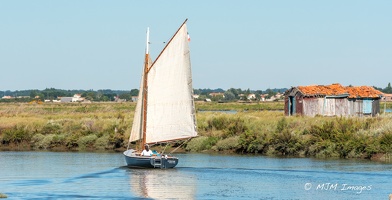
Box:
[289,96,296,116]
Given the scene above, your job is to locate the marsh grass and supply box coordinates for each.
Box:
[193,109,392,160]
[1,102,392,161]
[0,102,132,151]
[196,101,284,111]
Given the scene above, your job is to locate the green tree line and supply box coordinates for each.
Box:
[0,88,139,102]
[1,82,392,103]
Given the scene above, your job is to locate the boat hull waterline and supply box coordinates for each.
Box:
[123,150,178,169]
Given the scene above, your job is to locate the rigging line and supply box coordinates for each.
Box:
[161,143,170,155]
[126,140,131,150]
[169,137,193,154]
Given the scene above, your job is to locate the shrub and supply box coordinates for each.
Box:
[41,121,62,135]
[238,130,268,154]
[272,130,303,156]
[207,115,228,131]
[226,118,248,138]
[379,133,392,153]
[1,126,31,144]
[308,121,337,141]
[108,132,124,149]
[78,134,98,149]
[52,134,66,146]
[31,134,56,149]
[94,135,110,150]
[186,136,218,152]
[31,133,45,148]
[310,140,339,158]
[65,132,81,149]
[276,117,288,133]
[202,115,249,139]
[41,134,55,149]
[214,136,240,151]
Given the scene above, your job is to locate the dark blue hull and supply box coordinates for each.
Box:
[123,150,178,169]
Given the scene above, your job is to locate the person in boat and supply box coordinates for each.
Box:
[141,144,153,156]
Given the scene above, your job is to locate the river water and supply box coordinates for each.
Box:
[0,151,391,200]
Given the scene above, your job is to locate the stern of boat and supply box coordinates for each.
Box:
[150,155,178,169]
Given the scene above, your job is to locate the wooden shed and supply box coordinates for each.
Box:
[284,83,383,117]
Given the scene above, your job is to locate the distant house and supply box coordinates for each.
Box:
[284,83,383,117]
[260,94,266,102]
[1,96,13,99]
[247,94,256,100]
[60,97,74,103]
[16,96,29,99]
[209,92,225,98]
[261,93,283,102]
[60,94,85,103]
[383,93,392,102]
[131,96,138,102]
[114,96,126,102]
[275,92,283,99]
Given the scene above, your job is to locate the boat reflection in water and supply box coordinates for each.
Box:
[128,168,196,199]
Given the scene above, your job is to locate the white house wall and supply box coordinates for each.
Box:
[302,98,319,116]
[303,97,352,116]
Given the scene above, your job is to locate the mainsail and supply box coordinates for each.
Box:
[129,20,197,145]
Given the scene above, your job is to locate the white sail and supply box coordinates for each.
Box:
[146,23,197,143]
[129,21,197,144]
[129,70,144,142]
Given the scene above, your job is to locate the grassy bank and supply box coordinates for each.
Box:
[192,110,392,161]
[0,102,133,151]
[1,102,392,161]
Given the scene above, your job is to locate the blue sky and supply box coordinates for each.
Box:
[1,1,391,91]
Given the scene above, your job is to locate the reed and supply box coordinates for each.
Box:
[192,110,392,160]
[0,102,132,151]
[196,101,284,111]
[1,102,392,161]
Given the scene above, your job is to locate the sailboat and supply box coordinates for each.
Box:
[123,19,198,168]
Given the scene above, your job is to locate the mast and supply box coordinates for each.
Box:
[141,27,150,150]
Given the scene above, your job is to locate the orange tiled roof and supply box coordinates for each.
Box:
[297,83,383,98]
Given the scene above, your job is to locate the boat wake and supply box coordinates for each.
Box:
[62,168,120,183]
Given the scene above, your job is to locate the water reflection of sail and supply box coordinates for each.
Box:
[129,169,196,199]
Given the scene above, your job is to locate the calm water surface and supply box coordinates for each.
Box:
[0,151,391,199]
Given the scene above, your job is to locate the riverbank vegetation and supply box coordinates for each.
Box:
[1,102,391,161]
